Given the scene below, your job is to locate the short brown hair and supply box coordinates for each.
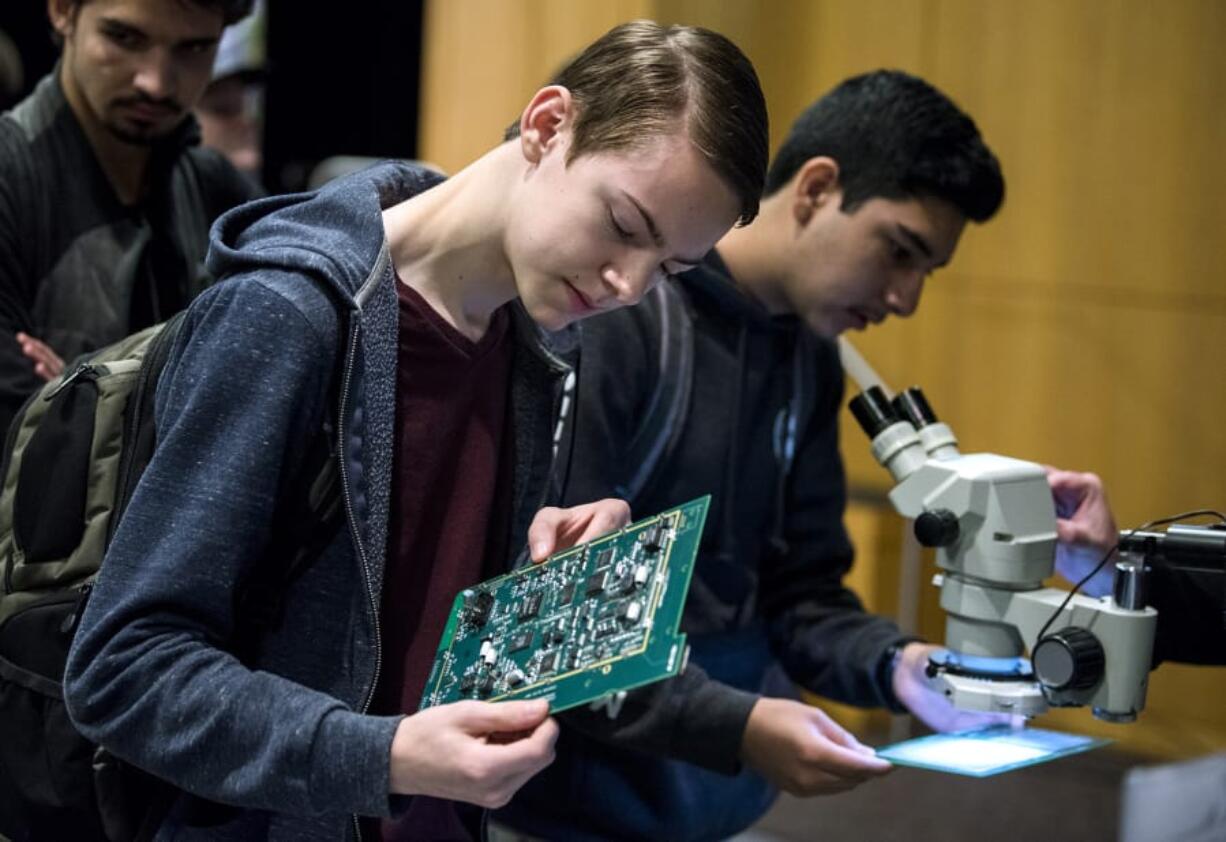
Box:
[515,21,768,226]
[61,0,255,26]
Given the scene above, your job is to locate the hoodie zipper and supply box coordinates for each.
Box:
[512,329,574,570]
[335,321,381,842]
[335,323,380,713]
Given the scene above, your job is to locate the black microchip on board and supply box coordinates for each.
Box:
[642,522,665,552]
[538,650,559,675]
[465,590,495,626]
[586,571,607,596]
[518,591,543,622]
[509,629,534,652]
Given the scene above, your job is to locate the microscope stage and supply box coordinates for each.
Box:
[877,725,1109,777]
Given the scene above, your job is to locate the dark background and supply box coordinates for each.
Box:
[0,0,424,192]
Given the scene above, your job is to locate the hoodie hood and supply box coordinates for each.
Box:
[206,160,444,306]
[205,159,579,357]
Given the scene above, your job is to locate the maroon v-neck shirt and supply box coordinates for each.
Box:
[370,276,514,841]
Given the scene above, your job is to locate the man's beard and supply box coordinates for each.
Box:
[105,121,162,145]
[105,95,185,146]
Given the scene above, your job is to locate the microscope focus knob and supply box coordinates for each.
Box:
[914,509,960,547]
[1033,627,1105,691]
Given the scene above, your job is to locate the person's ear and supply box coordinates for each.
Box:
[792,157,842,226]
[518,85,574,165]
[47,0,77,41]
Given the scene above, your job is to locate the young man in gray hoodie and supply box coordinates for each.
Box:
[62,20,769,840]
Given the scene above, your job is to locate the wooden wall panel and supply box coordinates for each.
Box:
[419,0,1226,760]
[843,273,1226,518]
[930,0,1226,301]
[655,0,931,152]
[419,0,651,172]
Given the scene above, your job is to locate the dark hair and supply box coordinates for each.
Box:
[765,70,1004,222]
[508,20,768,226]
[62,0,255,26]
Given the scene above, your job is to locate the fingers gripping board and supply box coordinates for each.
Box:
[420,496,709,713]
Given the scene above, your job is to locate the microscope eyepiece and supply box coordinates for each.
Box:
[849,386,899,439]
[892,387,938,429]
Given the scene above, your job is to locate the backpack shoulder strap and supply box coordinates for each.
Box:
[614,280,695,502]
[110,310,190,543]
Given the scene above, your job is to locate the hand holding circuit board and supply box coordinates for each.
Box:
[420,497,710,713]
[388,498,642,806]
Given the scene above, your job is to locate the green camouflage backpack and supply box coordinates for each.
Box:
[0,310,343,841]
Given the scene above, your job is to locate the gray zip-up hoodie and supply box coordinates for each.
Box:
[63,162,574,840]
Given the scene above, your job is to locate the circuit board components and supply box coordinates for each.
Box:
[419,496,710,713]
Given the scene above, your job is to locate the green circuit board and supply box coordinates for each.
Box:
[419,496,710,713]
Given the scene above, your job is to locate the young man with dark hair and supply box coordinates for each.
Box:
[0,0,260,434]
[61,20,769,841]
[498,69,1008,841]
